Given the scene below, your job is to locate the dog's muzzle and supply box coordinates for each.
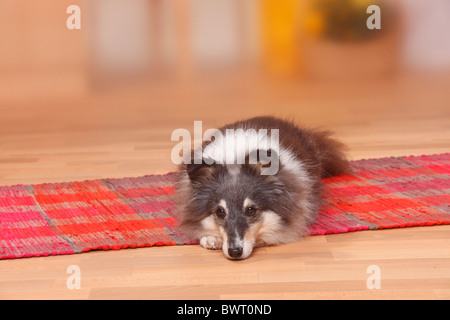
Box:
[228,246,243,259]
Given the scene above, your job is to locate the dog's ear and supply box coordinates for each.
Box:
[186,158,218,183]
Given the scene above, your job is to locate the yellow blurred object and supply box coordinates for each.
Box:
[304,11,324,38]
[261,0,302,76]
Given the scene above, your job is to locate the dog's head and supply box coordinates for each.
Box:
[181,149,298,260]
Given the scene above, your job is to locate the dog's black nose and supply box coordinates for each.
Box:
[228,247,243,258]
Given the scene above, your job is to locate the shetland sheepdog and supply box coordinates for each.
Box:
[175,116,350,260]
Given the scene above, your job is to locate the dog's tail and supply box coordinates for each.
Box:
[309,129,352,178]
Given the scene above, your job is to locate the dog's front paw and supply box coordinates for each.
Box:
[199,235,223,250]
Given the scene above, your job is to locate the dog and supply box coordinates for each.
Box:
[175,116,350,260]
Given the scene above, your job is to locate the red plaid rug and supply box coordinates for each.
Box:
[1,153,449,259]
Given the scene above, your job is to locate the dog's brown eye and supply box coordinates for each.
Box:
[245,206,257,216]
[215,207,226,218]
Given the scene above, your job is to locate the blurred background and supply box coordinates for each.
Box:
[0,0,449,183]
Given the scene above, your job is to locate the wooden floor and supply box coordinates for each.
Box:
[0,72,449,299]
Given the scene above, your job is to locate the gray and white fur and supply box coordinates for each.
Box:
[175,116,350,260]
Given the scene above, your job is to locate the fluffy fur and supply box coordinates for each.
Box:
[175,116,350,259]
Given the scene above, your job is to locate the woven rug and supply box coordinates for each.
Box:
[1,153,449,259]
